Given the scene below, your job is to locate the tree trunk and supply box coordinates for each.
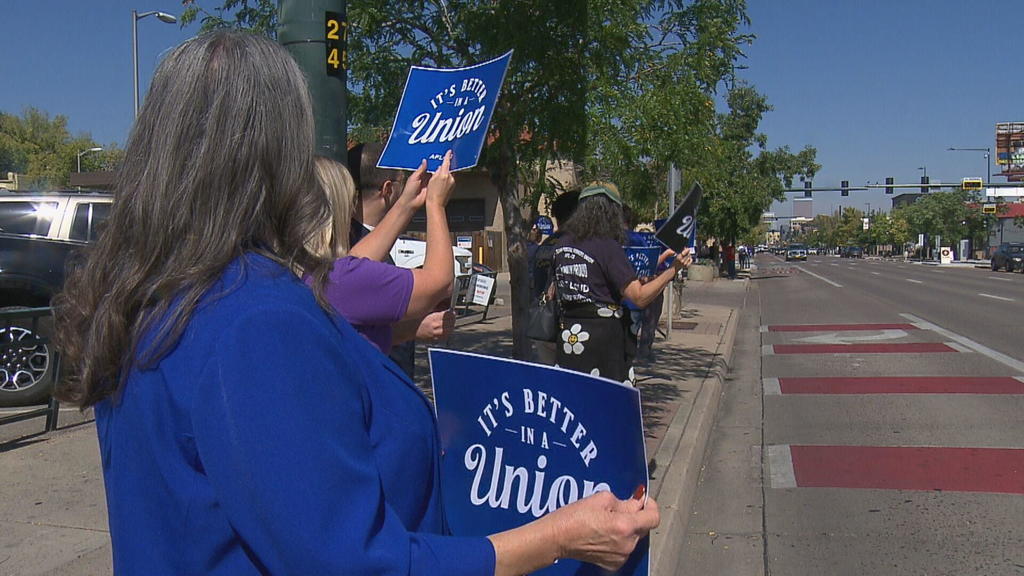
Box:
[490,142,532,360]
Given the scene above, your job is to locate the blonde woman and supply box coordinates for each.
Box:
[309,154,455,353]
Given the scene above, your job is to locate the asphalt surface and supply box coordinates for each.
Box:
[679,254,1024,576]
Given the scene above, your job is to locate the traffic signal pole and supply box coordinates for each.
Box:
[278,0,347,162]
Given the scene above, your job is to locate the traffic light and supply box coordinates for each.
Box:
[841,180,849,197]
[885,176,894,194]
[804,180,812,198]
[920,176,929,194]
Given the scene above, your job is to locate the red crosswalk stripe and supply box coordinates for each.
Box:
[776,376,1024,394]
[787,445,1024,494]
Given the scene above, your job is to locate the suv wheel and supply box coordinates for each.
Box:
[0,308,55,407]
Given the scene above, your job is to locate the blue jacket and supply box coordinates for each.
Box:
[95,253,494,575]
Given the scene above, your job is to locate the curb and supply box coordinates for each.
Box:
[648,282,745,576]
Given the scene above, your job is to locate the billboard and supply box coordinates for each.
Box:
[995,122,1024,180]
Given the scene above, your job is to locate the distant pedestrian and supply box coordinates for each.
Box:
[724,242,737,278]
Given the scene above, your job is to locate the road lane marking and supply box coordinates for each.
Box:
[988,276,1014,281]
[781,445,1024,494]
[770,342,956,354]
[945,341,974,353]
[871,272,881,275]
[761,344,774,356]
[767,445,797,489]
[900,313,1024,373]
[775,376,1024,394]
[906,278,924,284]
[795,330,908,344]
[767,323,918,332]
[978,293,1015,302]
[797,266,843,288]
[830,263,839,267]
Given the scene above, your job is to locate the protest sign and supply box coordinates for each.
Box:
[655,182,703,253]
[471,274,495,306]
[379,51,513,173]
[430,349,650,576]
[535,216,554,235]
[624,246,661,277]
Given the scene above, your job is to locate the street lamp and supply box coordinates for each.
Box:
[946,147,991,184]
[133,9,177,118]
[918,166,927,179]
[77,147,103,173]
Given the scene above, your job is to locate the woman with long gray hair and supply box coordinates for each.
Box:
[54,31,657,575]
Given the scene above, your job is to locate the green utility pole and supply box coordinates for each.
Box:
[278,0,347,162]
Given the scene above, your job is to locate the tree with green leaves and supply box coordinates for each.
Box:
[894,190,987,253]
[181,0,817,358]
[0,108,121,190]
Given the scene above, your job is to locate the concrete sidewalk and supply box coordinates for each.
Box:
[0,277,747,576]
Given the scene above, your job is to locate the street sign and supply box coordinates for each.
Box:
[962,178,983,191]
[940,246,952,264]
[324,11,347,76]
[983,203,997,214]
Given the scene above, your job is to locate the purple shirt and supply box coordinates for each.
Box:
[314,256,414,354]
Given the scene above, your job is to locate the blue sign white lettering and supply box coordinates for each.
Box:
[379,52,513,173]
[430,349,650,576]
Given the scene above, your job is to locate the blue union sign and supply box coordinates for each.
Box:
[430,349,650,576]
[379,52,513,173]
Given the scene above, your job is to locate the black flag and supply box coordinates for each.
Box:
[655,181,703,253]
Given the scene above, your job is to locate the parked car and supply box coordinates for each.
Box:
[990,242,1024,272]
[843,246,864,259]
[0,190,112,406]
[785,243,808,262]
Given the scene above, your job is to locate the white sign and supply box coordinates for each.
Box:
[986,187,1024,198]
[471,274,495,306]
[940,246,952,264]
[862,217,870,230]
[457,235,473,249]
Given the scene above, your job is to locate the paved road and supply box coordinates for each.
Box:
[680,254,1024,575]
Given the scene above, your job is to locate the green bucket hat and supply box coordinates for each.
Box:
[578,181,623,205]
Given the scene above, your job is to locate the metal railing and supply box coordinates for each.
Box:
[0,307,60,431]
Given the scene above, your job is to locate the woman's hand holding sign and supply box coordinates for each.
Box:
[488,489,660,576]
[623,246,690,309]
[426,149,455,207]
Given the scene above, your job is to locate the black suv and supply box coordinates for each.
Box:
[0,190,112,406]
[991,242,1024,272]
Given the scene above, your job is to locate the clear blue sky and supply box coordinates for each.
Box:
[2,1,1021,217]
[743,0,1023,217]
